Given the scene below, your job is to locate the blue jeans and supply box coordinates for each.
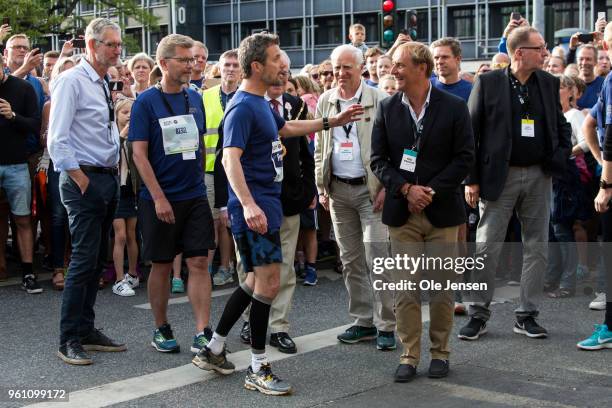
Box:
[48,162,68,269]
[59,171,118,345]
[545,221,578,291]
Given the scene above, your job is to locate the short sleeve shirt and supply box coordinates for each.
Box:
[591,72,612,147]
[128,86,206,201]
[222,90,286,234]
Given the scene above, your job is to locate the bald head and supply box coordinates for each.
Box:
[492,53,511,67]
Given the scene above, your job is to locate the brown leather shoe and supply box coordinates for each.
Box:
[52,269,65,290]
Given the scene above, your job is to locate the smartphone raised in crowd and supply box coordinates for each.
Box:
[578,33,595,43]
[599,12,607,20]
[511,12,521,21]
[72,38,86,48]
[109,81,124,92]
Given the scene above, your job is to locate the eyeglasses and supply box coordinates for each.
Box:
[519,43,548,52]
[96,40,123,49]
[319,70,333,77]
[167,57,196,65]
[9,45,29,51]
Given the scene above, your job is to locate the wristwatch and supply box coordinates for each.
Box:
[322,117,330,131]
[600,179,612,189]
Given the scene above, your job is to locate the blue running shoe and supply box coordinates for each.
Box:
[151,323,180,353]
[191,327,213,353]
[303,265,317,286]
[577,324,612,350]
[171,278,185,294]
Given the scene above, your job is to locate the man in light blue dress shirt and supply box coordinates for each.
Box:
[48,18,127,366]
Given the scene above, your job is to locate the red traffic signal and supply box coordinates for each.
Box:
[383,0,395,13]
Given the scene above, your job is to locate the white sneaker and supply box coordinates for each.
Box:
[113,279,135,296]
[213,268,234,286]
[125,273,140,289]
[589,292,606,310]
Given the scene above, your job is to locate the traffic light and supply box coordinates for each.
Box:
[381,0,397,48]
[407,9,417,40]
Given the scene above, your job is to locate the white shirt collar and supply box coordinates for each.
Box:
[81,58,107,83]
[264,93,284,105]
[402,83,432,123]
[336,82,363,103]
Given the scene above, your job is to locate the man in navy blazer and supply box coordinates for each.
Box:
[370,42,474,382]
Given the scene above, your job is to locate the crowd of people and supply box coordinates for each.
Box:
[0,14,611,396]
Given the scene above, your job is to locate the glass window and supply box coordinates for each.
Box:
[206,25,231,55]
[125,28,143,55]
[150,25,168,55]
[416,8,437,42]
[314,16,342,46]
[240,22,268,40]
[80,1,95,13]
[277,19,303,48]
[448,7,476,39]
[353,13,379,43]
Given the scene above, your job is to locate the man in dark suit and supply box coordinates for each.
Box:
[461,27,572,341]
[215,51,316,354]
[370,42,474,382]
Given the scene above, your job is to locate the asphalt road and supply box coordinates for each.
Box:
[0,264,610,408]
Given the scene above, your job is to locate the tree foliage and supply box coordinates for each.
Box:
[1,0,158,44]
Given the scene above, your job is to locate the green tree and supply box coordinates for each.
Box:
[1,0,158,50]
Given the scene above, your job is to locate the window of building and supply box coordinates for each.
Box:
[240,22,268,40]
[206,24,231,55]
[150,25,168,55]
[416,8,438,42]
[277,19,303,48]
[352,13,379,43]
[314,16,342,46]
[80,1,95,13]
[125,27,143,55]
[447,7,476,39]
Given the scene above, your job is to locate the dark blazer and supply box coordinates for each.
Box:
[214,93,316,217]
[370,87,475,228]
[466,68,572,201]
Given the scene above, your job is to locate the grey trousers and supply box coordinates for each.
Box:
[329,180,395,332]
[469,165,551,321]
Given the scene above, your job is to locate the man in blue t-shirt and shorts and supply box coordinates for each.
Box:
[192,32,363,396]
[129,34,216,356]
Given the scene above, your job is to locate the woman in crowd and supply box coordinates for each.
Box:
[128,53,155,96]
[111,98,140,297]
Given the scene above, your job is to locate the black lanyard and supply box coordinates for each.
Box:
[335,93,363,139]
[101,79,115,125]
[219,88,235,111]
[509,74,531,119]
[411,119,424,152]
[156,83,190,116]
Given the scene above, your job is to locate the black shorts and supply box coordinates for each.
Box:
[300,207,318,230]
[139,196,215,263]
[234,230,282,273]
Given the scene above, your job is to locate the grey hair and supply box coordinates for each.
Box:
[85,18,120,42]
[330,44,364,67]
[280,50,291,69]
[50,57,76,82]
[128,52,155,71]
[156,34,194,64]
[238,32,280,78]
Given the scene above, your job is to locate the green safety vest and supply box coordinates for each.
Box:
[202,85,224,172]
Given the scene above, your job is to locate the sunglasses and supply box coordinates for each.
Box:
[319,70,333,77]
[311,73,319,79]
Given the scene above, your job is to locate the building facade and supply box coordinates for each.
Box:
[70,0,612,65]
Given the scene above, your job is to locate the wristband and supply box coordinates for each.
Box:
[322,117,330,131]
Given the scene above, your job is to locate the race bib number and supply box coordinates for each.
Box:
[271,140,284,182]
[158,114,200,155]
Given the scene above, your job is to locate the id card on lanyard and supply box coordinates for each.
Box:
[509,74,536,138]
[335,94,362,161]
[400,119,423,173]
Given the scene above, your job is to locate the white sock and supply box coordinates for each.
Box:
[251,352,268,373]
[207,332,226,355]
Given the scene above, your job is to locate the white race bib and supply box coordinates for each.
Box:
[271,140,284,182]
[158,114,200,155]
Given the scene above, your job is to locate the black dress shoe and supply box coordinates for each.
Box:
[240,322,251,344]
[394,364,417,382]
[80,328,127,352]
[428,359,449,378]
[57,340,93,365]
[269,332,297,354]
